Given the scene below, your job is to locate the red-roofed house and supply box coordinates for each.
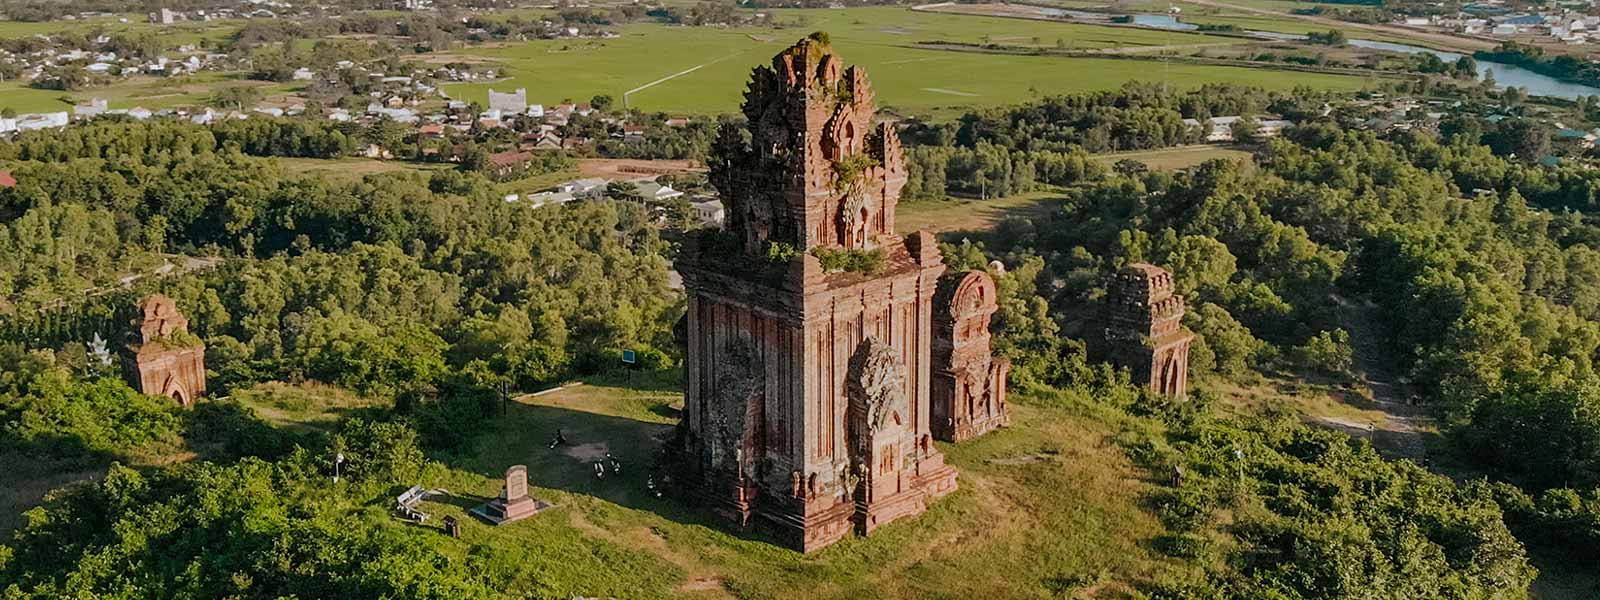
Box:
[487,150,534,181]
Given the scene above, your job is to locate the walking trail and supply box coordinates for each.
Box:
[1320,294,1432,463]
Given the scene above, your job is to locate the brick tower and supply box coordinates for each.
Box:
[677,34,957,553]
[1106,263,1192,399]
[123,294,206,406]
[930,271,1010,442]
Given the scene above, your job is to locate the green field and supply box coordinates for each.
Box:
[0,13,244,44]
[441,7,1368,116]
[1089,144,1253,170]
[0,73,303,115]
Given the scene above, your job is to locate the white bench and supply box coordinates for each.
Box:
[395,485,430,523]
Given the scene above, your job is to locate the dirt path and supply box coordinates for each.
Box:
[1326,294,1431,462]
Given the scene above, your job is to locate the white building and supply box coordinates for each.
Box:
[555,178,609,198]
[487,87,527,114]
[17,112,69,131]
[1182,116,1293,142]
[526,190,576,207]
[691,198,725,226]
[635,181,684,201]
[74,98,108,118]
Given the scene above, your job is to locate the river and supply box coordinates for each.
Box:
[1017,4,1600,98]
[1127,14,1600,98]
[1343,39,1600,99]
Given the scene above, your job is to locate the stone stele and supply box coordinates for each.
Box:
[471,464,549,525]
[123,294,206,406]
[678,34,990,552]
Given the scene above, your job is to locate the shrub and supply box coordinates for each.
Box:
[811,247,884,274]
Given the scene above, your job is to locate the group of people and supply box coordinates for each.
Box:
[594,452,623,478]
[547,426,665,497]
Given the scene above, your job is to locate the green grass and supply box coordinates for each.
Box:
[1089,144,1254,171]
[897,192,1059,235]
[278,371,1192,598]
[0,14,245,44]
[270,157,459,181]
[440,7,1369,116]
[232,381,388,432]
[0,83,74,113]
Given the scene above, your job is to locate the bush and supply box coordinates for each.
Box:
[0,370,183,461]
[1153,533,1212,558]
[811,247,884,274]
[1298,328,1354,377]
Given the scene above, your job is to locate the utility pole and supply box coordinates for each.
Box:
[500,380,510,416]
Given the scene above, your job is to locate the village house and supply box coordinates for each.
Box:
[488,88,528,114]
[1182,116,1294,142]
[487,150,535,180]
[620,124,647,143]
[634,180,684,202]
[690,197,724,226]
[554,178,609,198]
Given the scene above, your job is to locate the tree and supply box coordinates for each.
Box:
[606,180,642,202]
[1230,116,1263,144]
[1484,118,1551,161]
[590,93,614,112]
[213,85,264,110]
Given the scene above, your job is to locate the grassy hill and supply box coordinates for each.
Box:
[227,371,1191,599]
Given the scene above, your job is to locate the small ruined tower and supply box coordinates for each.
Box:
[679,33,956,553]
[1106,264,1192,399]
[930,271,1010,442]
[123,294,206,406]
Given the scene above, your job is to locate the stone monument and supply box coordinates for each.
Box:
[930,271,1010,442]
[123,294,206,406]
[677,34,961,552]
[1105,263,1193,399]
[470,465,551,525]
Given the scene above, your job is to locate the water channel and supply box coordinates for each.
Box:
[1046,7,1600,98]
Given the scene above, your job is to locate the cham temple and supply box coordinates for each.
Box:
[1106,263,1194,400]
[676,35,1015,552]
[123,294,207,406]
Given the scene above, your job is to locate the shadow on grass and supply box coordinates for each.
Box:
[575,369,685,394]
[432,399,787,548]
[648,403,682,420]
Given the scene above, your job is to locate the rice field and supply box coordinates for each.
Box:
[440,7,1369,116]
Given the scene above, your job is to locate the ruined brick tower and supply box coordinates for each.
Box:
[1106,264,1192,399]
[678,34,958,552]
[123,294,206,406]
[931,271,1010,442]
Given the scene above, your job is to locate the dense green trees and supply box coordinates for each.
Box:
[905,82,1331,154]
[0,366,183,461]
[0,118,678,402]
[1133,402,1535,599]
[0,419,504,598]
